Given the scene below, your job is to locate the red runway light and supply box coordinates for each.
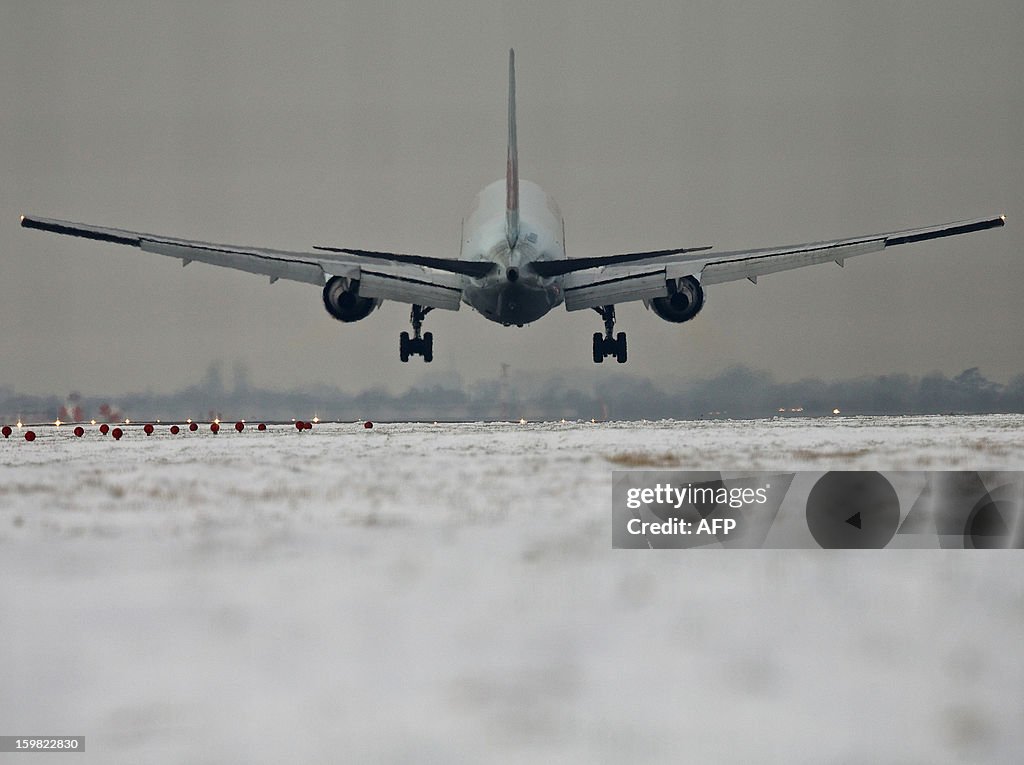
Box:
[74,426,85,437]
[364,421,373,429]
[189,422,198,432]
[25,430,36,442]
[235,421,244,432]
[257,423,266,431]
[210,422,220,434]
[99,424,110,435]
[170,425,180,434]
[144,424,154,435]
[295,421,303,431]
[2,425,11,438]
[112,428,123,440]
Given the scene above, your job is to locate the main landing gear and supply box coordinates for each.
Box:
[400,304,434,362]
[592,305,627,363]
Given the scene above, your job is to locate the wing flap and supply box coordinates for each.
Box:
[358,264,463,310]
[563,268,667,311]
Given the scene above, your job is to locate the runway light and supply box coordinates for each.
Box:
[144,424,154,435]
[363,420,373,429]
[73,426,84,437]
[25,431,36,442]
[214,418,220,425]
[210,422,220,434]
[170,425,180,435]
[833,408,841,415]
[125,419,131,424]
[99,424,110,435]
[54,419,62,428]
[90,419,96,425]
[111,427,123,440]
[16,421,23,428]
[312,416,319,424]
[186,418,192,424]
[2,426,11,438]
[257,423,266,431]
[519,418,527,424]
[234,421,244,432]
[188,422,198,432]
[295,421,303,431]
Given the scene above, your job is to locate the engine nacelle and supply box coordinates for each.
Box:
[648,275,705,324]
[322,276,380,323]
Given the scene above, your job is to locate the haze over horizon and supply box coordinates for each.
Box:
[2,1,1021,397]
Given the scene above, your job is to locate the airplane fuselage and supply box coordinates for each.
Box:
[460,179,565,325]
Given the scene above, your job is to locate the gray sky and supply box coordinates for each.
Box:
[2,0,1021,396]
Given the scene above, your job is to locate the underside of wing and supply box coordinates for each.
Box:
[562,215,1005,311]
[22,215,329,285]
[20,214,468,309]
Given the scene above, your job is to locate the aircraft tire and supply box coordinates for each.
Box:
[400,331,410,362]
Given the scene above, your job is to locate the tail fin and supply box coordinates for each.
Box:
[505,48,519,250]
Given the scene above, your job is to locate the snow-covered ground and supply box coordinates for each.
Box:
[2,415,1023,763]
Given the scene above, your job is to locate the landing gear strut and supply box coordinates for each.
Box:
[400,304,434,362]
[592,305,627,363]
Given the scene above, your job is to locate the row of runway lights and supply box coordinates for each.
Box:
[2,420,375,441]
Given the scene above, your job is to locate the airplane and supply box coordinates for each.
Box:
[22,50,1005,364]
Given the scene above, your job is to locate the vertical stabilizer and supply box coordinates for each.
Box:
[505,49,519,250]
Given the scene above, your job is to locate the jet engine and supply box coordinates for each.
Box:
[322,276,380,323]
[647,275,705,323]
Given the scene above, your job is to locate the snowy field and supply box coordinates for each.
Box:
[2,415,1023,763]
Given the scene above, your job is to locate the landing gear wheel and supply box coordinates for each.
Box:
[615,332,627,363]
[423,332,434,363]
[591,305,628,364]
[400,305,435,362]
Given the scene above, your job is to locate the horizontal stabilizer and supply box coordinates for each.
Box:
[313,246,497,278]
[528,245,713,278]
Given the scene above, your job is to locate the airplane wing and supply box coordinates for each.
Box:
[561,215,1005,311]
[20,214,471,310]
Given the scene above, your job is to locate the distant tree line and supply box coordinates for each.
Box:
[593,366,1024,420]
[2,366,1023,424]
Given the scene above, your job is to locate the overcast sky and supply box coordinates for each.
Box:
[1,0,1021,396]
